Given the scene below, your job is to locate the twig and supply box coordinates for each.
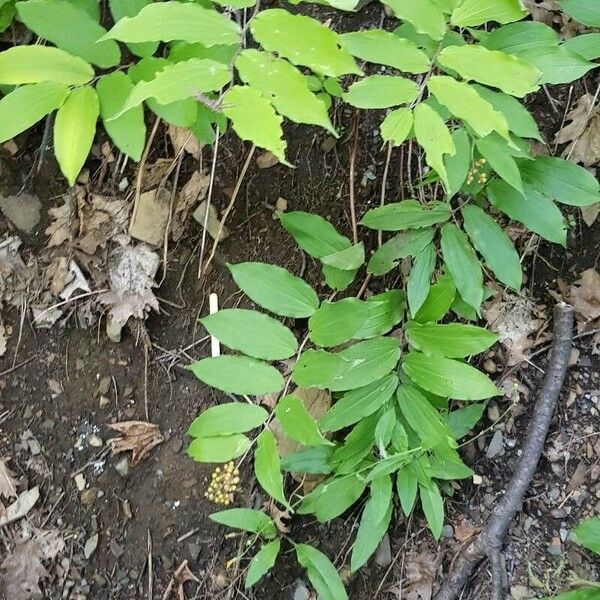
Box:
[435,304,574,600]
[379,142,393,248]
[348,118,359,245]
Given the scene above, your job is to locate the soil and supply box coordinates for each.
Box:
[1,8,600,600]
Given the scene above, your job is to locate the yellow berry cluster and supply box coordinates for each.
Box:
[205,461,240,505]
[466,158,488,186]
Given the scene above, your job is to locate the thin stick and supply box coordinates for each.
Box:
[348,119,359,245]
[379,142,393,248]
[147,529,153,600]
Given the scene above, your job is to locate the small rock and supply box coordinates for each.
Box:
[80,488,99,506]
[483,359,497,374]
[321,136,336,153]
[188,542,201,562]
[84,533,99,559]
[486,430,504,459]
[99,396,110,409]
[487,403,500,422]
[114,457,129,478]
[510,585,533,600]
[375,533,392,567]
[87,434,103,448]
[292,580,310,600]
[75,473,87,491]
[98,376,111,396]
[550,508,567,519]
[472,474,483,485]
[0,193,42,233]
[275,197,288,212]
[559,527,569,543]
[548,536,562,556]
[193,200,229,242]
[41,419,55,430]
[441,525,454,538]
[110,539,124,559]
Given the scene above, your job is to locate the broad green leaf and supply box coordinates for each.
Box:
[189,356,284,395]
[333,412,380,472]
[354,290,404,339]
[428,76,510,140]
[200,309,297,360]
[572,517,600,554]
[344,75,419,109]
[461,204,522,290]
[275,394,329,446]
[406,321,498,358]
[103,1,240,46]
[546,590,600,600]
[228,262,318,318]
[380,107,413,147]
[361,200,451,231]
[210,508,276,538]
[255,429,288,507]
[309,298,370,347]
[109,0,158,58]
[281,445,335,474]
[432,0,462,11]
[564,33,600,60]
[117,58,231,116]
[397,466,418,515]
[320,374,398,432]
[321,243,365,270]
[520,156,600,207]
[419,481,444,539]
[0,82,68,144]
[414,273,456,323]
[403,352,500,400]
[483,21,559,54]
[293,338,401,392]
[440,223,483,311]
[413,103,455,190]
[515,46,597,85]
[223,85,287,163]
[351,476,393,571]
[245,540,281,588]
[187,402,268,437]
[560,0,600,26]
[54,86,99,186]
[447,403,486,439]
[188,434,251,462]
[407,244,436,317]
[451,0,527,26]
[96,72,145,162]
[235,50,335,133]
[296,544,348,600]
[472,84,542,141]
[487,179,567,246]
[393,22,438,55]
[322,265,358,292]
[298,474,367,521]
[475,133,523,191]
[279,211,350,257]
[445,128,472,199]
[16,0,120,68]
[0,46,93,85]
[169,41,239,65]
[382,0,446,41]
[342,29,429,73]
[437,45,540,97]
[215,0,256,8]
[250,9,360,77]
[375,408,396,453]
[452,287,495,321]
[0,0,15,34]
[367,228,434,275]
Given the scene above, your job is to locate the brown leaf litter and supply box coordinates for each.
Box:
[107,420,164,465]
[174,170,210,241]
[394,551,437,600]
[162,559,200,600]
[568,268,600,328]
[168,125,203,157]
[0,456,18,500]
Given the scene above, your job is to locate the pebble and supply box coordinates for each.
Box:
[375,534,392,567]
[80,488,99,506]
[114,457,129,478]
[99,396,110,409]
[548,536,562,556]
[41,419,55,430]
[75,473,87,491]
[292,580,310,600]
[483,359,497,374]
[87,434,103,448]
[441,525,454,538]
[0,192,42,232]
[84,533,99,559]
[486,430,504,459]
[97,376,111,396]
[487,403,500,422]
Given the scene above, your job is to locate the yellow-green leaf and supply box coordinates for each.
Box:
[451,0,527,27]
[380,107,413,146]
[382,0,447,40]
[344,75,419,109]
[188,434,251,463]
[255,429,289,508]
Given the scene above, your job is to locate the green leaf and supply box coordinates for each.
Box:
[354,290,405,339]
[235,50,335,133]
[188,434,251,462]
[475,133,523,191]
[573,517,600,554]
[419,481,444,539]
[461,204,522,290]
[96,72,145,162]
[255,429,288,507]
[414,273,456,322]
[169,40,239,65]
[187,402,268,437]
[309,298,370,347]
[342,29,429,73]
[440,223,483,311]
[223,85,287,163]
[397,466,418,516]
[445,128,472,199]
[210,508,276,538]
[275,394,329,446]
[293,338,401,392]
[109,0,158,58]
[296,544,348,600]
[413,103,456,191]
[436,45,540,97]
[428,76,510,140]
[322,265,358,292]
[16,0,120,68]
[344,75,418,109]
[447,403,486,439]
[215,0,256,8]
[403,352,500,400]
[407,244,436,317]
[201,309,297,360]
[281,445,335,474]
[54,86,99,186]
[564,33,600,60]
[0,82,69,144]
[320,374,398,432]
[406,321,498,358]
[245,540,281,588]
[103,0,240,46]
[483,21,560,54]
[351,476,393,571]
[368,228,434,275]
[382,0,446,41]
[515,46,597,85]
[298,474,367,521]
[520,156,600,207]
[361,200,451,231]
[189,356,284,395]
[451,0,527,26]
[560,0,600,26]
[380,107,413,147]
[375,408,396,453]
[547,590,600,600]
[228,262,318,318]
[250,9,360,77]
[321,243,365,270]
[0,46,94,85]
[487,179,567,246]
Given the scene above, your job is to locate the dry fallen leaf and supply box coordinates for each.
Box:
[581,203,600,228]
[45,194,77,248]
[267,504,291,534]
[0,322,7,357]
[129,188,170,247]
[569,268,600,327]
[169,125,202,157]
[405,552,437,600]
[453,519,479,543]
[0,486,39,526]
[256,151,279,169]
[0,457,18,499]
[78,194,130,254]
[174,560,200,600]
[107,421,164,465]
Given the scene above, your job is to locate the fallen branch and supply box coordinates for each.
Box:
[435,303,574,600]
